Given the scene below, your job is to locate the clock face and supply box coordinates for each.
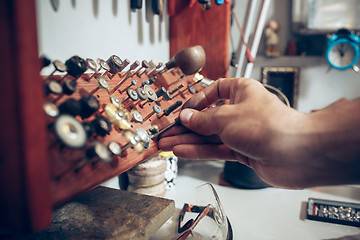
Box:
[327,42,357,69]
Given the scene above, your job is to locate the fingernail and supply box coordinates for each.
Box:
[180,109,193,124]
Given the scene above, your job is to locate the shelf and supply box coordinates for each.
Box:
[254,56,327,67]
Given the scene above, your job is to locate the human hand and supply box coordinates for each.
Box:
[159,79,360,188]
[158,78,312,188]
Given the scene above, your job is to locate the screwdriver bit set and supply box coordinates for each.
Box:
[41,45,206,205]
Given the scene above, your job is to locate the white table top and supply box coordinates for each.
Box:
[156,160,360,240]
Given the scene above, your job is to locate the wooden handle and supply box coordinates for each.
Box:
[166,45,206,75]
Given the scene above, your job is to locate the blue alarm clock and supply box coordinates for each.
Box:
[326,29,360,70]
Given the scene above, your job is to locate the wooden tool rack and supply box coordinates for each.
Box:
[0,0,230,233]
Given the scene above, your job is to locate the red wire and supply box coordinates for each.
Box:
[232,9,254,63]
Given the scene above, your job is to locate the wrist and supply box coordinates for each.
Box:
[270,108,310,161]
[274,103,360,187]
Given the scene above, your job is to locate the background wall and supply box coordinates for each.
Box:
[36,0,360,112]
[36,0,170,75]
[230,0,360,113]
[36,0,170,189]
[34,0,360,200]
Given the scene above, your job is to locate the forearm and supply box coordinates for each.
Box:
[159,77,360,188]
[286,98,360,186]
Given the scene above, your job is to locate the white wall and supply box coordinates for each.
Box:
[230,0,360,113]
[36,0,169,75]
[35,0,170,189]
[251,56,360,113]
[36,0,360,112]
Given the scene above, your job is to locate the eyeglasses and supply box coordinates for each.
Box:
[175,183,233,240]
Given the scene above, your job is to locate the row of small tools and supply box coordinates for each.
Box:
[41,46,206,178]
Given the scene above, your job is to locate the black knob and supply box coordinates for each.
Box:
[162,91,173,101]
[156,87,167,98]
[85,141,112,163]
[131,0,143,9]
[82,122,95,138]
[65,55,87,79]
[149,77,157,85]
[170,84,184,94]
[85,143,98,159]
[164,100,182,116]
[91,116,112,137]
[106,55,123,74]
[80,94,100,118]
[62,78,77,95]
[58,98,82,116]
[40,55,51,68]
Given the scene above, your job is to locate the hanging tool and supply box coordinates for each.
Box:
[131,0,142,9]
[198,0,212,10]
[152,0,163,15]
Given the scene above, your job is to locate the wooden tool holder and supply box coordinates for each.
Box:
[1,0,228,234]
[44,67,200,206]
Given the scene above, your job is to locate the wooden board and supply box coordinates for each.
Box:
[19,186,175,240]
[45,69,200,206]
[0,0,51,233]
[169,0,231,80]
[0,0,216,233]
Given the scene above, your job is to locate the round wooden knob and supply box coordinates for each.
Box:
[166,45,206,75]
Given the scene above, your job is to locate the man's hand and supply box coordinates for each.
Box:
[158,78,360,188]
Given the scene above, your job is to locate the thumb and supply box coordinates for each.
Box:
[179,108,222,136]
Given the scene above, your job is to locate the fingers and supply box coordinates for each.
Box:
[179,78,263,135]
[179,105,231,136]
[173,144,233,160]
[159,134,250,164]
[159,124,189,138]
[158,133,222,151]
[182,78,253,110]
[172,144,248,162]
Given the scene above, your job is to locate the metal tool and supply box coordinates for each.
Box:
[151,118,181,140]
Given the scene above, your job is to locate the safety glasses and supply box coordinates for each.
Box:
[175,183,233,240]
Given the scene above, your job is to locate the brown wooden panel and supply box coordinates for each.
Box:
[170,0,231,80]
[0,0,207,233]
[0,0,51,233]
[45,70,200,206]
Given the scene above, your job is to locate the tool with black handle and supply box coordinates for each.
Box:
[131,0,142,9]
